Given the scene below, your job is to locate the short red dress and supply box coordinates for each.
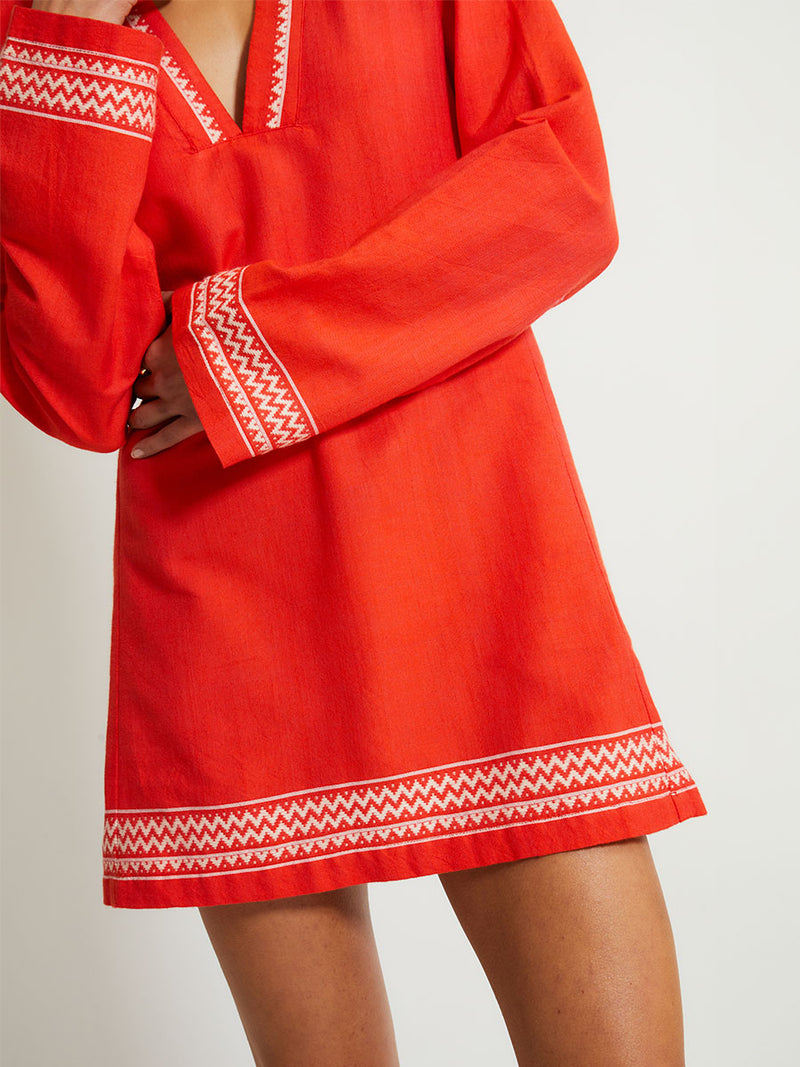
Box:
[0,0,707,909]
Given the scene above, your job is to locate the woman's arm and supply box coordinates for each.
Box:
[162,0,619,469]
[0,0,167,453]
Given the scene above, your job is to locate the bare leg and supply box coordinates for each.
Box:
[198,883,399,1067]
[438,835,685,1067]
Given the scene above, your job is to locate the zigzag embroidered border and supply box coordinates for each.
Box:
[267,0,292,128]
[0,35,159,139]
[124,11,224,144]
[125,1,293,141]
[103,723,698,883]
[186,265,318,458]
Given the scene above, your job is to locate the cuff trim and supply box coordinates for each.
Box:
[0,34,159,140]
[186,266,318,459]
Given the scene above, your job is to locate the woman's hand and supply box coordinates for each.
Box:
[30,1,137,24]
[127,291,206,459]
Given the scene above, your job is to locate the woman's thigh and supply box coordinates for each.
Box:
[197,883,399,1067]
[438,836,685,1067]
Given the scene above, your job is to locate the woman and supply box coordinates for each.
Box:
[0,0,707,1062]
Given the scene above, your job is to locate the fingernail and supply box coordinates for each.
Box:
[131,448,144,459]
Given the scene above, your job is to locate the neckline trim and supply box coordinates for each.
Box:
[124,1,297,147]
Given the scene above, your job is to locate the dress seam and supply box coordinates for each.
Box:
[526,334,683,822]
[113,463,122,848]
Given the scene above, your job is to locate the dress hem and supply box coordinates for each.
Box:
[102,785,707,909]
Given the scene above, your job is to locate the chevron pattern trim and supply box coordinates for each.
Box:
[103,723,698,883]
[267,0,292,128]
[0,34,159,139]
[124,10,224,144]
[186,265,318,458]
[125,2,293,142]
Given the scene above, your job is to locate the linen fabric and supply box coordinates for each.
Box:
[0,0,707,909]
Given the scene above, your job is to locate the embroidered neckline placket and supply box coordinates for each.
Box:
[124,0,297,147]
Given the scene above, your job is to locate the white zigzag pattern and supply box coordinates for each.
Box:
[267,0,292,128]
[0,38,158,87]
[125,3,293,141]
[188,302,271,455]
[103,725,695,879]
[124,11,224,144]
[192,268,315,453]
[0,37,158,136]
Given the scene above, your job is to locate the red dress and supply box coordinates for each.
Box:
[0,0,707,910]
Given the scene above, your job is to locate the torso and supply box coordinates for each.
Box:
[152,0,255,129]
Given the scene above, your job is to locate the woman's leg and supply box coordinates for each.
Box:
[438,835,685,1067]
[197,883,399,1067]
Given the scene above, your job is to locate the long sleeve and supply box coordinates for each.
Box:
[169,0,620,470]
[0,1,166,454]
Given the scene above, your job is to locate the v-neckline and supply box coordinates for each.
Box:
[134,0,267,140]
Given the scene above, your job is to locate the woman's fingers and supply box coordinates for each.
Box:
[127,308,204,457]
[128,397,171,429]
[30,2,137,26]
[132,372,157,400]
[130,415,204,460]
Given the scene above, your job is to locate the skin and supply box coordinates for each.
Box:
[31,0,136,21]
[199,836,686,1067]
[126,288,205,459]
[198,883,401,1067]
[33,3,689,1063]
[436,837,685,1067]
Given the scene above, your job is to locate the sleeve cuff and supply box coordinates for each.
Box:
[1,4,164,141]
[170,269,318,470]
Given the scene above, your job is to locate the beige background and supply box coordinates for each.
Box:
[2,1,797,1063]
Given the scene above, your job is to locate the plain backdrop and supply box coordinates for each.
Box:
[2,2,798,1064]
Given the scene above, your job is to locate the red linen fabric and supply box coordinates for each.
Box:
[0,0,707,910]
